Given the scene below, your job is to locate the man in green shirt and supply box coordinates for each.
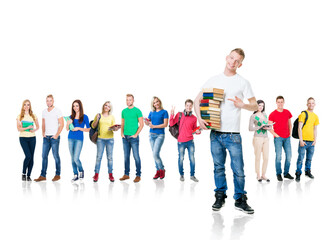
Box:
[120,94,144,183]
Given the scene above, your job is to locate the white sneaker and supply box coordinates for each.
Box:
[190,176,199,182]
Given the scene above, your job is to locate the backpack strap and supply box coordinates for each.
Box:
[302,111,308,129]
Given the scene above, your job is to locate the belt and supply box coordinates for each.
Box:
[212,130,240,135]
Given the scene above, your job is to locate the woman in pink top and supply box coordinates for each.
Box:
[170,99,201,182]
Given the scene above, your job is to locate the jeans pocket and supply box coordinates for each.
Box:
[210,131,216,142]
[231,134,241,144]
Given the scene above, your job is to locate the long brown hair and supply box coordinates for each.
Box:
[20,99,36,122]
[71,99,84,123]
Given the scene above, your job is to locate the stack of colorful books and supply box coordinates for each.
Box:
[200,88,224,130]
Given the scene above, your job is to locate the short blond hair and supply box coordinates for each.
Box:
[126,94,134,99]
[46,94,54,99]
[231,48,245,60]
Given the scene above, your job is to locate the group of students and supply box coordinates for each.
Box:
[248,96,319,183]
[17,48,319,215]
[17,94,201,184]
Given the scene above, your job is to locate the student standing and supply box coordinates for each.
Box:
[249,100,271,182]
[269,96,294,181]
[145,96,169,180]
[295,97,319,182]
[66,100,90,182]
[35,94,64,182]
[194,48,257,214]
[92,101,119,182]
[170,99,201,182]
[17,99,39,181]
[120,94,144,183]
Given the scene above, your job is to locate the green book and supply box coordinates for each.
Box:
[22,121,34,132]
[64,116,74,130]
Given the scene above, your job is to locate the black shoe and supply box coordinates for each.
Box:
[277,174,283,181]
[22,174,26,181]
[235,195,254,214]
[27,176,32,181]
[212,192,227,211]
[284,173,294,180]
[305,170,314,179]
[295,172,301,182]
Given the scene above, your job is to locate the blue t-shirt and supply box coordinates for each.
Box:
[68,114,90,141]
[148,109,169,134]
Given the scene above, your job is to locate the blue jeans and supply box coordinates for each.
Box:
[210,131,246,200]
[19,137,36,176]
[41,136,61,177]
[149,133,165,170]
[68,138,84,175]
[178,140,195,176]
[296,141,315,174]
[95,138,114,174]
[122,135,141,176]
[274,137,292,175]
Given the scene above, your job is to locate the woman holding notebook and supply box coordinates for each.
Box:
[16,99,39,181]
[248,100,271,182]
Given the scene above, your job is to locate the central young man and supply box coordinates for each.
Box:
[194,48,257,214]
[120,94,144,183]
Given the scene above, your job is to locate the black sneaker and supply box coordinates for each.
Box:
[27,176,32,181]
[305,170,314,179]
[277,174,283,181]
[235,195,254,214]
[284,173,294,180]
[22,174,27,181]
[295,172,301,182]
[212,192,227,211]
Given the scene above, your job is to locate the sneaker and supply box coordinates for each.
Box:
[180,175,184,182]
[277,174,283,181]
[27,176,32,181]
[160,169,165,179]
[119,175,130,181]
[93,173,99,182]
[305,170,314,179]
[284,173,294,180]
[190,176,199,182]
[52,175,61,181]
[79,171,84,180]
[153,170,160,180]
[109,173,115,182]
[235,195,254,214]
[22,174,27,181]
[133,176,141,183]
[295,172,301,182]
[72,175,79,182]
[34,176,46,182]
[212,192,227,211]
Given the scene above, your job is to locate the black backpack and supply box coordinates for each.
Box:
[292,111,308,139]
[89,114,101,144]
[169,112,182,139]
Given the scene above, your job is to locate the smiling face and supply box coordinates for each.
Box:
[46,97,54,108]
[307,99,315,111]
[258,102,264,112]
[103,102,111,113]
[23,101,31,112]
[73,102,80,113]
[185,102,193,113]
[153,98,161,111]
[225,51,243,72]
[126,96,134,107]
[276,98,284,111]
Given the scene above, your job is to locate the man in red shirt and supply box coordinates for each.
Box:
[170,99,201,182]
[269,96,294,181]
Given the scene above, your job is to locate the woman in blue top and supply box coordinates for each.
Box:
[144,96,169,179]
[66,100,90,182]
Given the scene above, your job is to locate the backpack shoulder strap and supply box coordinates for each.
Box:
[302,111,308,128]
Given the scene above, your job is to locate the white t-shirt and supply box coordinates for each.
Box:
[42,107,63,136]
[201,73,255,132]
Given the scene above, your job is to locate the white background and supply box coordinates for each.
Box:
[1,1,332,239]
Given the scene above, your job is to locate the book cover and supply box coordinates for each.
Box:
[202,88,224,94]
[200,99,221,105]
[22,121,34,132]
[64,116,74,130]
[200,107,220,112]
